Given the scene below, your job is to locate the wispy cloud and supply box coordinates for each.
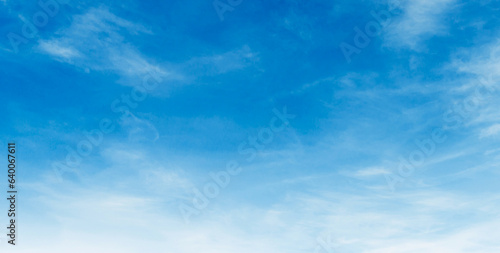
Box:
[385,0,457,50]
[4,0,500,252]
[480,124,500,138]
[183,45,259,77]
[353,166,391,177]
[37,7,169,85]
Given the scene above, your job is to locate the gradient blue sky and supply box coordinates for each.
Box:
[1,0,500,252]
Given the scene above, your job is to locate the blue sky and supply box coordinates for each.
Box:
[1,0,500,252]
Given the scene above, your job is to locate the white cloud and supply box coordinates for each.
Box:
[19,159,500,253]
[38,40,81,60]
[354,166,391,177]
[36,7,258,90]
[183,45,259,77]
[452,40,500,91]
[37,7,170,86]
[119,113,160,142]
[448,40,500,133]
[480,124,500,138]
[385,0,457,50]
